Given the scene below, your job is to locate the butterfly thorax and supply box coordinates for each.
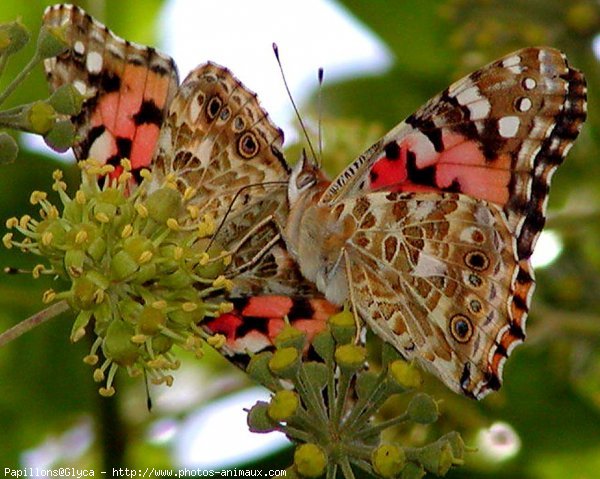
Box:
[283,171,352,305]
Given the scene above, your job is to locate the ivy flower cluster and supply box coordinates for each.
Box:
[3,159,233,395]
[246,310,466,478]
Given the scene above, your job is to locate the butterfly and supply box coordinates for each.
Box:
[274,48,587,399]
[42,4,336,362]
[43,5,587,400]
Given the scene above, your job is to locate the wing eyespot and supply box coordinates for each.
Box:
[450,314,474,343]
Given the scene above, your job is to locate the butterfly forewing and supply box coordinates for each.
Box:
[43,4,179,173]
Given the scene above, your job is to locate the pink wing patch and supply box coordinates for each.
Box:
[368,130,511,205]
[43,4,179,178]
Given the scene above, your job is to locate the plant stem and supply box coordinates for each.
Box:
[0,53,41,107]
[0,300,70,347]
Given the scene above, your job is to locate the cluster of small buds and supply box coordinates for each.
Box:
[0,16,82,164]
[3,159,233,395]
[245,310,465,478]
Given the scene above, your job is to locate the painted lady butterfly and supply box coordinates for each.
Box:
[42,4,334,362]
[43,5,587,399]
[277,48,587,398]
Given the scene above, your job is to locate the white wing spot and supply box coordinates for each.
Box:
[498,116,520,138]
[468,99,491,120]
[523,77,537,90]
[73,80,87,95]
[86,51,103,74]
[516,97,532,112]
[74,41,85,55]
[502,55,521,68]
[455,86,482,106]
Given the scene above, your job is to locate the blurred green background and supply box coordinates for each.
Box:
[1,0,599,477]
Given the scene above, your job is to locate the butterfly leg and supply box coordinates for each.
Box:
[213,213,280,274]
[343,250,364,345]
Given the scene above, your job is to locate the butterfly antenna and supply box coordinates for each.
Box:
[317,67,324,165]
[272,43,318,164]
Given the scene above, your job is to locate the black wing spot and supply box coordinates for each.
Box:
[384,141,401,160]
[133,100,163,126]
[406,149,436,185]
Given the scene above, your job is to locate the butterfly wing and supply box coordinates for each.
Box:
[335,192,519,398]
[301,47,586,398]
[43,4,179,175]
[43,5,333,361]
[321,47,586,259]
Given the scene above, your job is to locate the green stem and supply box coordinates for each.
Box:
[339,456,356,479]
[333,370,352,426]
[0,53,42,107]
[341,373,389,435]
[0,300,70,347]
[359,412,409,439]
[326,464,337,479]
[297,363,329,425]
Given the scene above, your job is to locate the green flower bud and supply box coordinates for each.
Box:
[160,270,193,289]
[372,444,406,478]
[63,199,85,223]
[47,84,84,116]
[151,334,174,354]
[138,306,167,335]
[413,435,463,477]
[69,275,97,310]
[303,362,328,391]
[85,270,110,291]
[274,325,306,351]
[110,249,139,280]
[87,236,107,262]
[132,262,157,284]
[389,360,422,390]
[294,444,327,478]
[0,132,18,164]
[64,249,86,277]
[247,401,277,433]
[36,24,68,59]
[44,117,75,152]
[169,307,203,327]
[194,256,226,279]
[311,331,335,362]
[0,20,30,56]
[123,235,154,263]
[355,371,378,399]
[334,344,366,372]
[102,319,139,367]
[247,352,280,391]
[328,309,356,344]
[145,187,182,223]
[27,101,55,135]
[268,390,299,422]
[268,347,300,378]
[407,393,439,425]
